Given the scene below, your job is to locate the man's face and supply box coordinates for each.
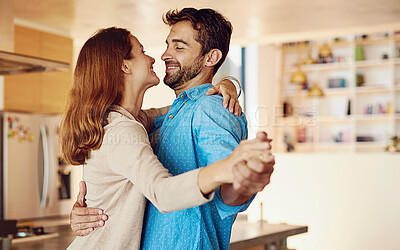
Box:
[162,20,204,90]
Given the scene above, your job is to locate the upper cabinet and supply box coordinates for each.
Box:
[3,25,73,114]
[276,30,400,153]
[14,26,42,58]
[41,31,73,63]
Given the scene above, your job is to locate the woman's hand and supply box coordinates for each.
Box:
[206,78,242,116]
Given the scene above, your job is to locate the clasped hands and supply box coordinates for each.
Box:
[231,131,274,196]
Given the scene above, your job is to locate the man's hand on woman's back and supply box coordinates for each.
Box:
[70,181,108,236]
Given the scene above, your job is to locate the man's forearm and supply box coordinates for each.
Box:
[220,184,253,206]
[140,106,171,132]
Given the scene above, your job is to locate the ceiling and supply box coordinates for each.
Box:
[13,0,400,49]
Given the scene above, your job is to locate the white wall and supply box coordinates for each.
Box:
[255,44,281,140]
[142,46,176,109]
[244,45,259,139]
[245,153,400,250]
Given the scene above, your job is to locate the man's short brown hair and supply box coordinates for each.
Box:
[163,8,233,75]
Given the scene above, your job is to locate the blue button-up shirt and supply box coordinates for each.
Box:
[141,83,253,250]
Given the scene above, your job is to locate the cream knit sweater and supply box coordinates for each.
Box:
[67,106,213,249]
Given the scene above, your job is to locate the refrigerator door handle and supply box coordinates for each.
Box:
[39,125,50,208]
[45,124,55,207]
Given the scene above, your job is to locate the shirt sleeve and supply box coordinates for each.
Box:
[192,96,254,219]
[104,120,214,213]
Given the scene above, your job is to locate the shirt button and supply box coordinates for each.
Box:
[169,115,174,119]
[181,94,185,98]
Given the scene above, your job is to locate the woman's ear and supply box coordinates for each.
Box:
[204,49,223,67]
[121,60,131,74]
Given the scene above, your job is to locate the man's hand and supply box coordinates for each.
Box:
[232,132,275,196]
[220,131,275,206]
[206,78,242,116]
[70,181,108,236]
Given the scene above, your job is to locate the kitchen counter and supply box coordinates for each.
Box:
[10,225,74,250]
[9,221,307,249]
[230,220,308,250]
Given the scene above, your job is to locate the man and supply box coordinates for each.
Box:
[71,8,274,249]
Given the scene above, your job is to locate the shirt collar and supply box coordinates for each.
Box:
[184,83,213,100]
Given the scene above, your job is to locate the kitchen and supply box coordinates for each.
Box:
[1,0,400,250]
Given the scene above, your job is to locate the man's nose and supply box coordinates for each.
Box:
[161,48,171,61]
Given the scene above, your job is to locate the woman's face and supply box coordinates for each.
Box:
[125,35,160,89]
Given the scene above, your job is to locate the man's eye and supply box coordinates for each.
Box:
[176,47,183,50]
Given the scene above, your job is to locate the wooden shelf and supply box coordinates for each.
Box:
[283,88,350,98]
[281,44,313,53]
[282,90,308,98]
[355,86,391,94]
[295,142,314,152]
[355,142,386,151]
[302,62,352,71]
[317,142,353,148]
[393,58,400,65]
[317,116,352,123]
[355,38,391,45]
[284,62,351,73]
[284,58,399,73]
[323,40,354,47]
[355,59,392,68]
[324,88,351,96]
[354,114,393,122]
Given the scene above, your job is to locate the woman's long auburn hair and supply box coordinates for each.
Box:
[60,27,133,165]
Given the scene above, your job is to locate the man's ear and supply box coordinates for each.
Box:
[121,60,131,74]
[204,49,223,67]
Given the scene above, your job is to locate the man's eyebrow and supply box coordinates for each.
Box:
[168,39,188,45]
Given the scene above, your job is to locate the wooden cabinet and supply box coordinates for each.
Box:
[4,72,41,112]
[13,25,42,58]
[41,71,72,113]
[41,31,73,63]
[276,31,400,153]
[3,25,73,114]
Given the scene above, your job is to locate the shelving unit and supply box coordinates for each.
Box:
[276,30,400,153]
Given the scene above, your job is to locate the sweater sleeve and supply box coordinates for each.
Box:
[104,120,214,213]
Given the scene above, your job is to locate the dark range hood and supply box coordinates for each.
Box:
[0,50,70,75]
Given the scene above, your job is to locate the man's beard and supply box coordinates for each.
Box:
[164,56,203,90]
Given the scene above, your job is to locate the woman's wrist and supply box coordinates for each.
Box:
[221,76,241,98]
[198,159,233,195]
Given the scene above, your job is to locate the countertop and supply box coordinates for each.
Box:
[9,220,307,249]
[230,220,308,249]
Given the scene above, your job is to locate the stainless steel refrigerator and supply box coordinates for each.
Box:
[0,111,82,221]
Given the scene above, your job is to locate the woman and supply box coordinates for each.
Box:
[62,27,270,249]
